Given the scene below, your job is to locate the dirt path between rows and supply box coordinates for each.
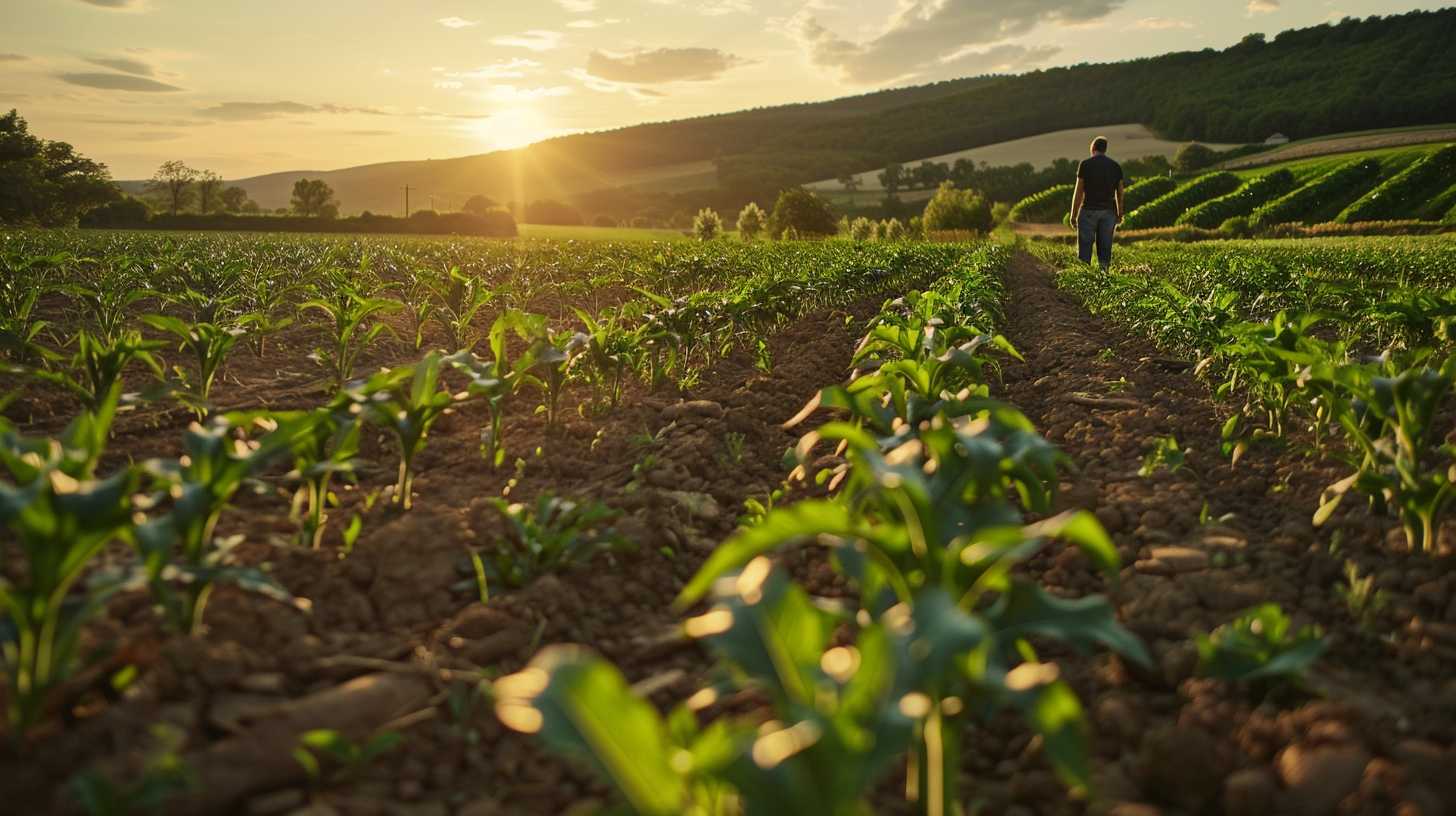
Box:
[982,251,1456,815]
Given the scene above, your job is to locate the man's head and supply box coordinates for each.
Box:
[1090,136,1109,155]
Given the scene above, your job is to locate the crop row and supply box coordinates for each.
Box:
[1036,236,1456,552]
[1249,158,1384,229]
[1336,144,1456,224]
[494,242,1157,814]
[1122,172,1242,230]
[1176,169,1295,230]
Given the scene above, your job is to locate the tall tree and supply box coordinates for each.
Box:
[0,109,119,226]
[290,178,339,218]
[196,170,223,215]
[219,185,250,213]
[838,173,861,204]
[146,160,198,216]
[877,163,904,195]
[462,194,498,215]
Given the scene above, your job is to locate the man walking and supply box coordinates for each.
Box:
[1069,136,1124,269]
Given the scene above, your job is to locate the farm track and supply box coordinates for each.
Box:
[973,252,1456,815]
[1,294,884,814]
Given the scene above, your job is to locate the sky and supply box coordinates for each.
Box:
[2,0,1446,180]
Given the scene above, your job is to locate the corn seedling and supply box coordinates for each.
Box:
[142,314,246,418]
[482,494,625,589]
[278,406,362,548]
[425,266,495,351]
[293,728,403,786]
[341,353,464,510]
[1195,603,1326,687]
[446,310,543,468]
[301,285,399,390]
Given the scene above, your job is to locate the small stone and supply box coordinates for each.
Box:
[236,672,288,694]
[1097,506,1126,534]
[663,400,724,421]
[247,789,307,816]
[1149,546,1209,573]
[1276,743,1370,816]
[463,627,530,667]
[1223,767,1278,816]
[447,604,518,640]
[1135,558,1174,576]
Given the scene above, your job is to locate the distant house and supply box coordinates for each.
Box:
[1264,133,1290,146]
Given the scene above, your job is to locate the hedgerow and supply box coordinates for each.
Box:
[1250,158,1382,229]
[1177,169,1296,229]
[1122,172,1241,230]
[1336,144,1456,223]
[1007,183,1073,223]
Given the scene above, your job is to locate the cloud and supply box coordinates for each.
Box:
[566,18,622,28]
[58,72,183,92]
[585,48,748,84]
[416,109,492,120]
[1247,0,1278,13]
[556,0,596,10]
[85,55,155,76]
[437,16,478,28]
[197,101,391,120]
[565,68,669,100]
[1132,16,1193,29]
[0,54,28,62]
[789,0,1122,84]
[936,43,1062,77]
[448,58,543,81]
[646,0,752,15]
[490,30,564,51]
[484,85,572,102]
[75,0,148,9]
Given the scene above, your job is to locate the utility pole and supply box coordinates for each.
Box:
[404,185,412,218]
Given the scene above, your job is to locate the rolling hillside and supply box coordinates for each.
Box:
[120,8,1456,218]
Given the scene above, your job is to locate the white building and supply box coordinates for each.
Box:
[1264,133,1290,146]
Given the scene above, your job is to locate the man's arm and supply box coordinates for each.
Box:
[1070,177,1085,224]
[1114,180,1125,224]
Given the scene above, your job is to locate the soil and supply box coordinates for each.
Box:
[4,251,1456,816]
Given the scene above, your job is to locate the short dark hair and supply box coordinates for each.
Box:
[1091,136,1109,154]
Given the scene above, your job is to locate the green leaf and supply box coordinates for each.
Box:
[985,580,1151,668]
[495,646,685,816]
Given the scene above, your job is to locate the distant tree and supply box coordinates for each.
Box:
[219,185,250,214]
[592,214,617,228]
[838,173,861,203]
[769,188,837,239]
[878,163,904,195]
[921,182,993,233]
[0,110,119,226]
[912,161,949,189]
[693,208,723,240]
[291,178,339,218]
[195,170,223,214]
[523,199,583,225]
[146,160,199,216]
[462,194,498,216]
[1173,143,1220,173]
[79,196,149,228]
[736,202,766,240]
[240,200,261,214]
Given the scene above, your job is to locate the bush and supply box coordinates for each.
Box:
[768,188,837,239]
[523,199,583,226]
[921,182,993,233]
[1250,158,1382,229]
[462,194,498,216]
[630,215,656,229]
[692,208,723,240]
[79,196,150,228]
[1008,184,1073,223]
[990,201,1012,225]
[736,202,766,240]
[884,218,906,240]
[1173,142,1220,172]
[1177,169,1296,228]
[592,214,617,228]
[849,216,875,241]
[1336,144,1456,223]
[1122,172,1242,230]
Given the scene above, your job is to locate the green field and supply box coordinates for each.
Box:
[516,223,696,241]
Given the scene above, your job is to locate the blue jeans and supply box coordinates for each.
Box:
[1077,209,1116,269]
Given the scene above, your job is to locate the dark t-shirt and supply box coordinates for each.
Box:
[1077,154,1124,211]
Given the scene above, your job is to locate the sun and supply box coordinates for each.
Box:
[467,106,555,151]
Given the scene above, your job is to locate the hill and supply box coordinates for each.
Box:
[121,8,1456,220]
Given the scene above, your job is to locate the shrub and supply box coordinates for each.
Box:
[1173,142,1221,172]
[1178,169,1296,228]
[883,218,906,240]
[523,199,583,226]
[735,202,766,240]
[768,188,837,239]
[1122,172,1242,230]
[1008,183,1073,223]
[921,181,994,233]
[592,214,617,228]
[1250,158,1382,229]
[1336,144,1456,223]
[462,194,498,216]
[79,196,150,228]
[692,208,722,240]
[1123,177,1178,212]
[849,216,875,241]
[991,201,1011,224]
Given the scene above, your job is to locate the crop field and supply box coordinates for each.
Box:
[3,227,1456,816]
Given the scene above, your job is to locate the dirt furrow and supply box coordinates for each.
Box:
[982,250,1456,815]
